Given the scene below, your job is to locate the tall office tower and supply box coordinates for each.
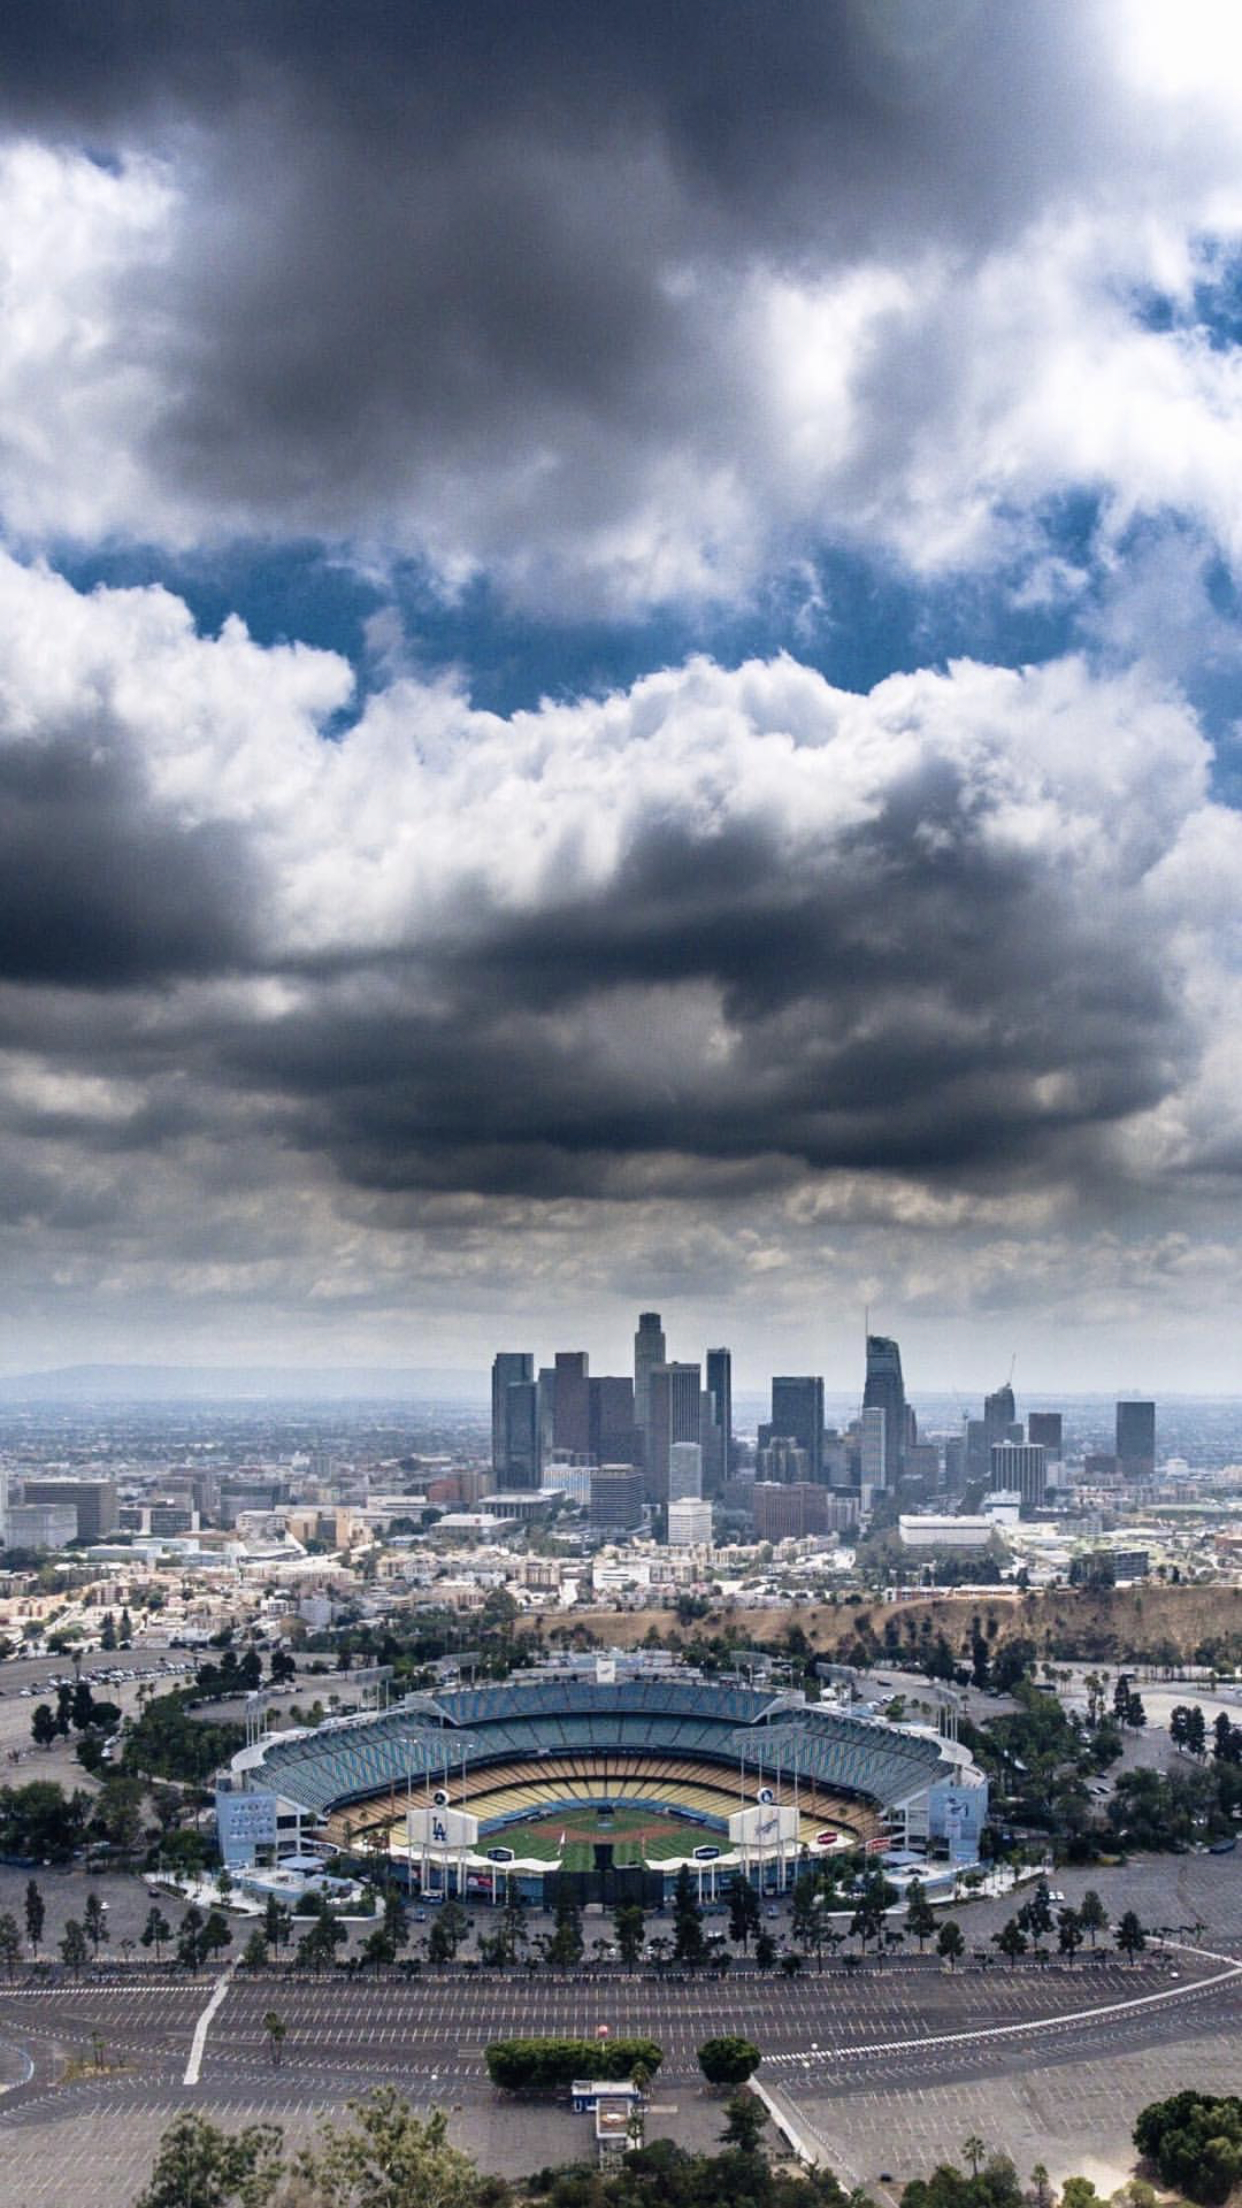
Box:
[589,1375,638,1466]
[757,1436,811,1482]
[705,1347,734,1491]
[771,1376,825,1483]
[536,1367,557,1473]
[858,1404,887,1492]
[983,1382,1016,1449]
[19,1478,118,1541]
[491,1353,534,1478]
[633,1311,666,1461]
[965,1418,989,1487]
[864,1335,907,1482]
[989,1440,1047,1517]
[553,1351,591,1456]
[943,1433,966,1494]
[505,1379,540,1490]
[589,1465,645,1533]
[647,1362,701,1503]
[668,1441,703,1501]
[1116,1400,1156,1480]
[1027,1411,1063,1461]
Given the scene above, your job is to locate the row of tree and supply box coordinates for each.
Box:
[1169,1703,1242,1764]
[119,2083,1239,2208]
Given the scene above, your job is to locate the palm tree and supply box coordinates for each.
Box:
[963,2135,986,2177]
[262,2010,287,2067]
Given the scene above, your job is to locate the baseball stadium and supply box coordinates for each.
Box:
[219,1657,988,1904]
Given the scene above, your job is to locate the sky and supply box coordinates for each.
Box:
[3,1,1242,1393]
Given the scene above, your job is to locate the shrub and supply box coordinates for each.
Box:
[698,2036,761,2088]
[484,2037,662,2091]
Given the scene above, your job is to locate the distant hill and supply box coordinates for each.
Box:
[0,1363,488,1404]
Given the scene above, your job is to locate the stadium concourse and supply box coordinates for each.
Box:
[217,1656,988,1906]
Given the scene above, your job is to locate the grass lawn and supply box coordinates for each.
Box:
[496,1801,722,1867]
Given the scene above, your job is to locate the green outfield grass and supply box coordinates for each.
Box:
[493,1801,722,1868]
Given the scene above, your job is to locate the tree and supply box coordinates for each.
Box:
[381,1888,409,1954]
[361,1926,395,1970]
[133,2111,284,2208]
[1127,1693,1147,1732]
[1078,1890,1108,1948]
[936,1921,965,1970]
[31,1703,57,1750]
[291,2086,483,2208]
[720,2088,769,2154]
[727,1870,761,1952]
[100,1611,117,1652]
[262,2011,286,2068]
[1169,1705,1190,1752]
[200,1910,232,1969]
[1026,1879,1054,1951]
[906,1876,937,1952]
[178,1905,205,1974]
[791,1872,822,1952]
[83,1890,109,1956]
[263,1892,290,1955]
[993,1918,1027,1968]
[60,1918,89,1977]
[1136,2090,1242,2205]
[546,1884,584,1968]
[613,1901,645,1971]
[850,1866,895,1954]
[242,1929,269,1970]
[754,1930,777,1972]
[1057,1907,1083,1964]
[1186,1705,1207,1758]
[672,1864,705,1968]
[426,1897,470,1965]
[0,1913,21,1979]
[298,1907,345,1975]
[24,1879,44,1957]
[698,2036,761,2089]
[1116,1910,1146,1965]
[141,1904,172,1962]
[963,2135,987,2177]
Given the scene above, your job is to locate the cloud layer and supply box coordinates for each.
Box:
[1,6,1242,1380]
[2,5,1242,612]
[0,553,1239,1374]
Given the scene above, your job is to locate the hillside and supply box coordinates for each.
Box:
[557,1581,1242,1671]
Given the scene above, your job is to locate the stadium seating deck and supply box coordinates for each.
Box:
[248,1675,946,1824]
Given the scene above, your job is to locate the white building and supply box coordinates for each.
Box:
[899,1514,998,1551]
[667,1498,712,1548]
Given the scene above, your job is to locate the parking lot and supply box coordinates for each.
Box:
[0,1849,1235,2206]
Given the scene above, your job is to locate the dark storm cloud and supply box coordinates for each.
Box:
[0,732,255,987]
[198,703,1186,1203]
[0,1,1142,578]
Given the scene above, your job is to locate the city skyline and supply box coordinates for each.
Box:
[2,6,1242,1388]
